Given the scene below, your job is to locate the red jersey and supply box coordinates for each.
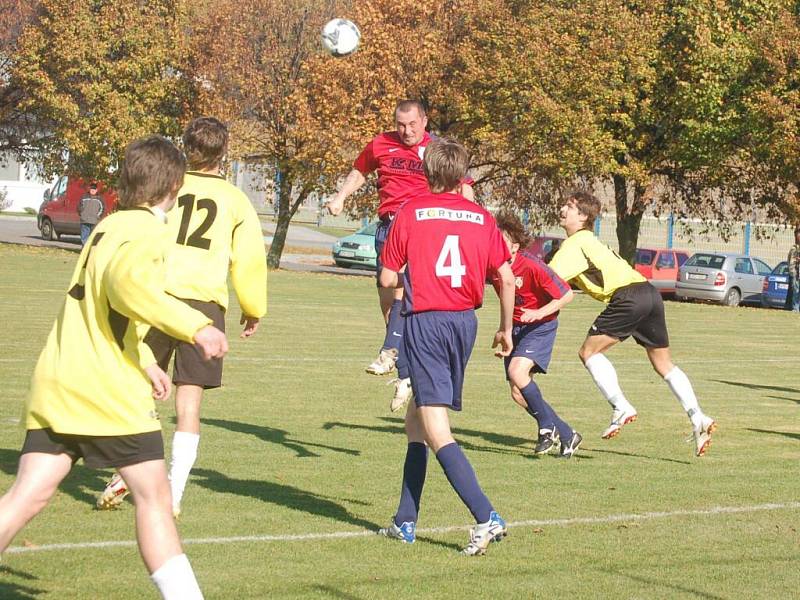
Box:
[381,193,510,313]
[508,250,571,323]
[353,131,432,219]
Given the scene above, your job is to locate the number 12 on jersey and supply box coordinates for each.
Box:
[435,235,466,288]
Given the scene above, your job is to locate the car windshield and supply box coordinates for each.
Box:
[685,254,726,269]
[635,249,655,265]
[774,262,788,276]
[358,222,378,236]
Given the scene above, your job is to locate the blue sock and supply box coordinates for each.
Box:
[395,442,428,525]
[382,300,403,353]
[521,381,572,441]
[435,442,493,523]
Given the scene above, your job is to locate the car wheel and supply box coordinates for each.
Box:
[334,260,348,268]
[40,218,56,241]
[723,287,741,307]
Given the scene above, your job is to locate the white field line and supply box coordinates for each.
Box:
[5,500,799,555]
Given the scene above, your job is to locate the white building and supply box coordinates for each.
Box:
[0,152,55,213]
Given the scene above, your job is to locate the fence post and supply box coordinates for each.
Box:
[522,208,530,228]
[667,213,674,249]
[594,216,601,237]
[743,221,751,256]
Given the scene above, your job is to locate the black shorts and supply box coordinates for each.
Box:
[21,428,164,469]
[590,282,670,348]
[144,299,225,389]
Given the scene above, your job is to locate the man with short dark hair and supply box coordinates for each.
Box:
[77,182,104,245]
[549,191,716,456]
[326,101,474,412]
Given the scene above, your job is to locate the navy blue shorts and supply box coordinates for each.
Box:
[504,318,558,378]
[374,217,393,288]
[403,310,478,411]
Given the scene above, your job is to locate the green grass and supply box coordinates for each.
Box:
[0,243,798,599]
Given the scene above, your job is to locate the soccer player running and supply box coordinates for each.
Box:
[326,100,474,412]
[0,136,227,599]
[98,117,267,516]
[376,139,516,555]
[548,191,717,456]
[493,211,581,458]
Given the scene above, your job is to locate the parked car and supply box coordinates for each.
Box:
[37,175,116,241]
[525,235,564,263]
[634,247,690,295]
[676,252,772,307]
[332,221,378,270]
[761,261,791,309]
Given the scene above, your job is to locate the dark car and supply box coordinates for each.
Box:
[761,261,791,309]
[634,247,690,295]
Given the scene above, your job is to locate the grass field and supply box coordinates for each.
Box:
[0,243,798,599]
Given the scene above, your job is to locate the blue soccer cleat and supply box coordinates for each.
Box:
[377,519,416,543]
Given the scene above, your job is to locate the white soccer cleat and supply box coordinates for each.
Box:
[462,511,507,556]
[96,473,129,510]
[366,349,398,376]
[388,377,413,412]
[173,505,182,520]
[692,416,717,457]
[601,406,638,439]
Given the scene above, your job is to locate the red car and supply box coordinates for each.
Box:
[38,176,117,240]
[634,247,690,294]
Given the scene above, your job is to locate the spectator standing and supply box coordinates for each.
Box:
[78,182,104,245]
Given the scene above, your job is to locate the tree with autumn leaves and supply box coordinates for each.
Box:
[6,0,800,265]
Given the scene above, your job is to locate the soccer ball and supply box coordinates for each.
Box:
[321,18,361,57]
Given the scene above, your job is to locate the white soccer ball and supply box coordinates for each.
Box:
[321,18,361,57]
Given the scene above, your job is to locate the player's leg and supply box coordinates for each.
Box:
[579,333,638,438]
[0,450,72,552]
[378,400,427,543]
[508,357,558,454]
[170,384,203,515]
[368,220,402,375]
[118,459,203,599]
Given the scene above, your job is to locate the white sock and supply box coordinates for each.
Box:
[664,366,703,428]
[151,554,203,600]
[169,432,199,510]
[584,354,634,411]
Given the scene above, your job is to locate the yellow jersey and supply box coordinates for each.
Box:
[164,172,267,317]
[26,208,213,436]
[549,229,646,303]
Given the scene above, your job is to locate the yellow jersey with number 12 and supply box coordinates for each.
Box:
[26,208,213,436]
[164,172,267,318]
[549,229,646,303]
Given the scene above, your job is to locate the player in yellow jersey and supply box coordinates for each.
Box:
[0,136,228,599]
[549,191,716,457]
[98,118,267,516]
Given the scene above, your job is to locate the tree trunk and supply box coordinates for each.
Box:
[267,167,291,270]
[613,173,644,264]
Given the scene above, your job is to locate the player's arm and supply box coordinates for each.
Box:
[521,265,575,322]
[104,236,226,358]
[521,290,574,323]
[491,261,515,357]
[326,169,366,216]
[230,196,268,337]
[548,240,588,283]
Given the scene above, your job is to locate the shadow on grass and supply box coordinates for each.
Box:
[193,467,378,530]
[713,380,800,396]
[0,565,42,599]
[322,417,531,458]
[201,418,360,458]
[746,428,800,442]
[608,569,726,599]
[766,395,800,405]
[584,447,691,465]
[308,586,365,600]
[0,448,111,506]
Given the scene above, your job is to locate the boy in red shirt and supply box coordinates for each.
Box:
[377,139,515,556]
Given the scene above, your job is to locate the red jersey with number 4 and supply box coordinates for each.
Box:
[353,131,432,219]
[381,193,510,313]
[508,251,571,323]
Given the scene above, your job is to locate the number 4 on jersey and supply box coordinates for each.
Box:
[435,235,466,288]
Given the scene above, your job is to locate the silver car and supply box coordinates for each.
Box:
[676,252,773,307]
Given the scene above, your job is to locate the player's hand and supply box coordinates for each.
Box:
[240,315,260,338]
[492,329,513,357]
[325,196,344,216]
[144,364,171,401]
[193,325,229,360]
[520,309,542,323]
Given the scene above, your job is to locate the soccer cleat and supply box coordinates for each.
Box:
[601,406,638,439]
[366,349,398,376]
[96,473,129,510]
[377,519,416,543]
[172,506,181,520]
[462,511,507,556]
[533,429,558,455]
[559,431,583,459]
[388,377,413,412]
[692,416,717,457]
